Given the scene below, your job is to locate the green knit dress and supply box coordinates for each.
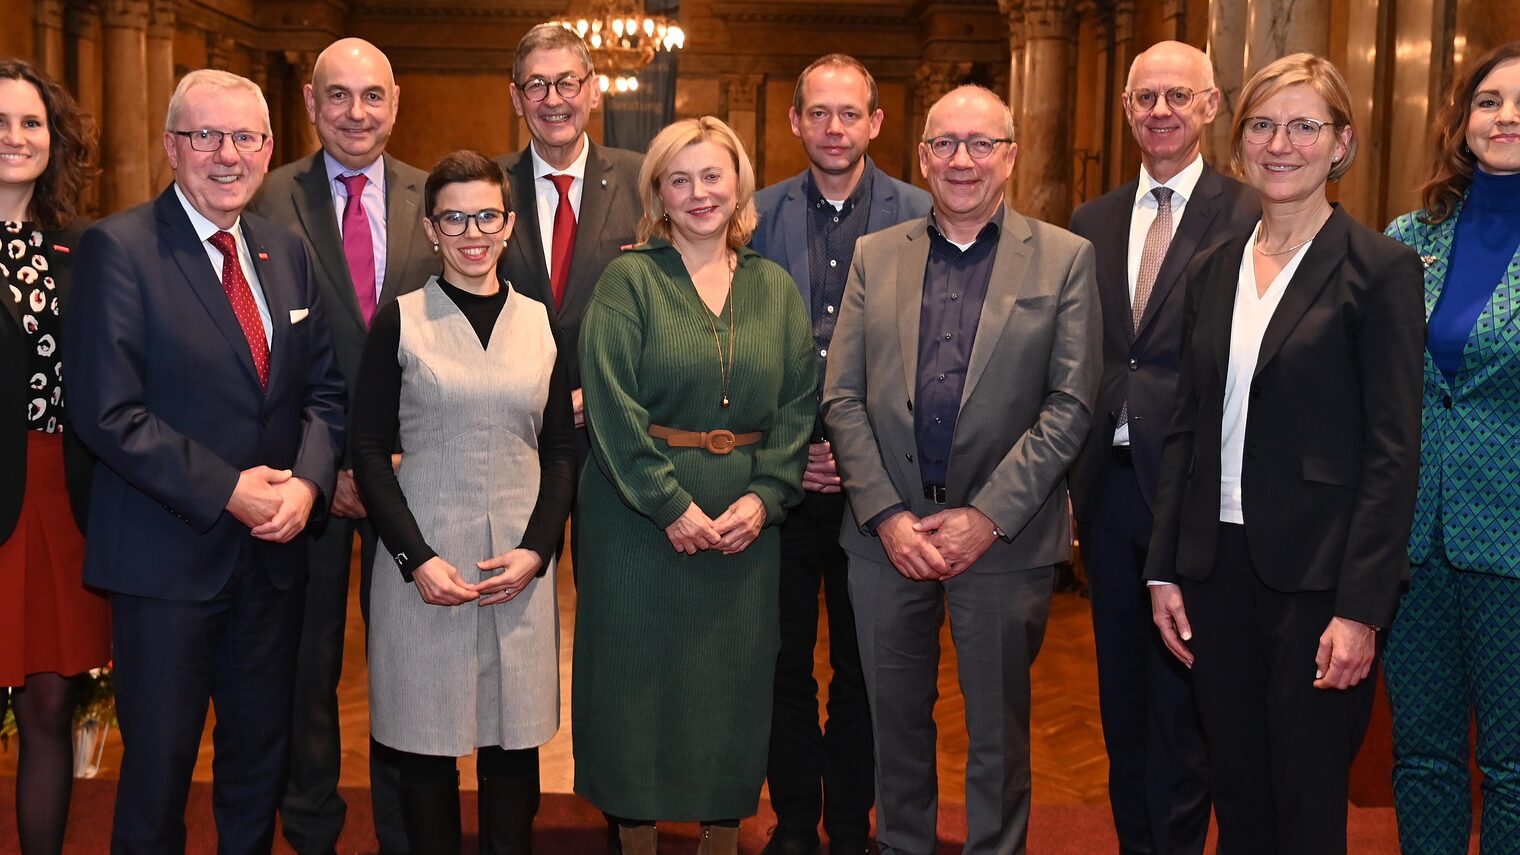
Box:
[573,238,814,820]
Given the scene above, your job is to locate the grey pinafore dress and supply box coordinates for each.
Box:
[368,279,560,756]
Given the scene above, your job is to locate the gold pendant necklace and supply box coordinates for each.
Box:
[704,253,738,409]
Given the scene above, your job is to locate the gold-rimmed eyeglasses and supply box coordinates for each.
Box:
[1241,116,1332,146]
[1124,86,1216,113]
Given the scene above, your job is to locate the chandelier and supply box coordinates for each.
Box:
[547,0,686,95]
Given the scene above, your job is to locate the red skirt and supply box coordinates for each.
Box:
[0,431,111,686]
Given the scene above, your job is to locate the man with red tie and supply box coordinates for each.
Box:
[496,21,643,488]
[250,37,438,855]
[65,69,346,853]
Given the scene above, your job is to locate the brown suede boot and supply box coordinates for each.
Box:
[617,823,659,855]
[696,824,740,855]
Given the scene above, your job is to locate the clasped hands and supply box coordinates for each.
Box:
[226,465,319,543]
[1149,585,1378,689]
[413,549,544,607]
[665,494,766,555]
[878,506,999,581]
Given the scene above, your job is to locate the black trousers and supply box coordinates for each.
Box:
[110,553,304,855]
[767,490,874,841]
[1182,523,1379,855]
[279,515,406,855]
[1079,457,1209,855]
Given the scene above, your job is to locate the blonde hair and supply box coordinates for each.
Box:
[637,116,758,250]
[1231,53,1356,182]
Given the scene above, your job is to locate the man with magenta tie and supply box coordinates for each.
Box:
[251,37,438,855]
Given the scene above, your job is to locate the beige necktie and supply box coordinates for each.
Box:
[1118,187,1174,428]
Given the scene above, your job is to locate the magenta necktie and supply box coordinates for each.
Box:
[207,230,270,390]
[339,173,378,326]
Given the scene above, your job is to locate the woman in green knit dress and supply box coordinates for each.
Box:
[573,116,814,855]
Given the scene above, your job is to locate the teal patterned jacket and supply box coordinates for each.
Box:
[1387,200,1520,577]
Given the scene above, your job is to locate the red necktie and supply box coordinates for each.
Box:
[208,230,270,390]
[548,173,577,309]
[338,173,378,326]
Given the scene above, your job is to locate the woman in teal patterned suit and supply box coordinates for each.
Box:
[1383,41,1520,855]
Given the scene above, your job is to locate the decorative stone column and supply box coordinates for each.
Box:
[1162,0,1189,41]
[67,1,104,216]
[102,0,151,213]
[720,73,764,168]
[1244,0,1330,79]
[206,32,235,70]
[1208,0,1248,168]
[1109,0,1137,187]
[912,61,971,151]
[1017,0,1076,225]
[284,50,319,157]
[998,0,1027,199]
[146,0,176,192]
[34,0,67,81]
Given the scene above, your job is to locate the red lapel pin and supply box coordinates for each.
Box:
[51,244,70,254]
[257,251,269,261]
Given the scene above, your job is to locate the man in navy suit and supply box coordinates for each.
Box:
[1067,41,1259,855]
[749,54,930,855]
[65,69,345,854]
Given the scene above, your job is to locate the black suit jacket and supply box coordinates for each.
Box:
[0,221,93,540]
[495,142,644,392]
[1068,164,1260,520]
[250,152,437,466]
[1142,206,1425,628]
[64,187,347,601]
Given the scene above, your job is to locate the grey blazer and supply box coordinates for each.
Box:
[749,157,932,309]
[251,151,439,422]
[821,208,1101,571]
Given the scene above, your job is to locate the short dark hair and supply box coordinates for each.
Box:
[513,23,596,84]
[424,150,506,216]
[0,58,98,231]
[792,54,879,115]
[1419,41,1520,224]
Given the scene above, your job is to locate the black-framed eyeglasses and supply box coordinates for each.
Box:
[1125,86,1215,112]
[517,75,585,103]
[431,209,508,237]
[173,129,269,153]
[923,135,1013,160]
[1241,116,1331,146]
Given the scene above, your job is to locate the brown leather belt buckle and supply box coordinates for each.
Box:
[703,429,736,455]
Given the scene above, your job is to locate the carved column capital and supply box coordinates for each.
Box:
[102,0,149,29]
[206,32,236,70]
[1113,0,1135,44]
[66,0,102,38]
[247,51,269,93]
[36,0,66,30]
[148,0,176,37]
[1024,0,1076,41]
[720,73,764,113]
[914,60,973,113]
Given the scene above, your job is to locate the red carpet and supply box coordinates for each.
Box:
[0,776,1428,853]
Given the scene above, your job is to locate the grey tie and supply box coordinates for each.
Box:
[1118,186,1175,428]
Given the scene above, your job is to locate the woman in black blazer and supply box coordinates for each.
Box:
[0,59,105,855]
[1143,54,1425,854]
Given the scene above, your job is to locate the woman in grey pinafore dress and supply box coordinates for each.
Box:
[351,151,575,854]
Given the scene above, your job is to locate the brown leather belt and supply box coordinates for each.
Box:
[648,424,762,455]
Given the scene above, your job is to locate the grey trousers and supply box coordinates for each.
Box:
[848,554,1055,855]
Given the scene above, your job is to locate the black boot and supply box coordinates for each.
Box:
[399,770,462,855]
[478,765,540,854]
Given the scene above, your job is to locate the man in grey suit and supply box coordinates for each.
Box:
[821,85,1099,855]
[750,54,930,855]
[1066,40,1259,855]
[250,37,437,855]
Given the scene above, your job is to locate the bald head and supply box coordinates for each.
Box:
[923,85,1015,141]
[1123,40,1219,181]
[305,38,399,170]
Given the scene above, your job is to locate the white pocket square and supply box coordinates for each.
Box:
[289,308,310,324]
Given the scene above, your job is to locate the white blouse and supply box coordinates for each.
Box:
[1219,221,1312,523]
